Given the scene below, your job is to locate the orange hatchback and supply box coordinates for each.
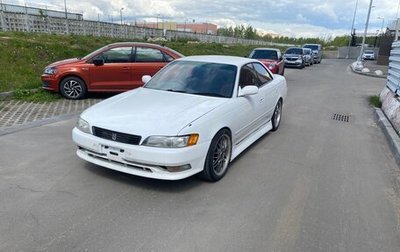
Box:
[41,42,184,99]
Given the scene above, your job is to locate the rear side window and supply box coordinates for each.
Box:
[95,47,132,63]
[135,47,165,62]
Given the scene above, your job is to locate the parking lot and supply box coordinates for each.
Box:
[1,59,400,251]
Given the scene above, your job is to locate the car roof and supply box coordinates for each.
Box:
[175,55,259,66]
[252,48,280,52]
[104,42,184,57]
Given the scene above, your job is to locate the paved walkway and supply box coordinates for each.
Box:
[0,99,101,130]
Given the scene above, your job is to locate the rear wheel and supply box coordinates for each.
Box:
[199,129,232,182]
[271,100,282,131]
[60,76,87,99]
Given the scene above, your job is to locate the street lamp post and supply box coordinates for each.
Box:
[156,14,160,29]
[64,0,69,35]
[377,16,384,34]
[358,0,374,62]
[120,8,124,25]
[347,0,359,59]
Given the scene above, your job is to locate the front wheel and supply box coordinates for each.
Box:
[271,100,282,131]
[199,130,232,182]
[60,76,87,99]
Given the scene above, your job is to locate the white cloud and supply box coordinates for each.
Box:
[4,0,400,37]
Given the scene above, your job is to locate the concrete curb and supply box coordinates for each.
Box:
[349,63,387,79]
[0,91,13,100]
[0,112,79,136]
[374,108,400,195]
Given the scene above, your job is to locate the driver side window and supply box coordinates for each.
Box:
[94,47,132,63]
[239,64,261,88]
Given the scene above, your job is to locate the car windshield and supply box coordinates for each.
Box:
[285,48,303,55]
[364,50,374,54]
[144,61,237,98]
[249,50,278,60]
[303,45,319,51]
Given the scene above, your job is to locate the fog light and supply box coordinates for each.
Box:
[165,164,191,172]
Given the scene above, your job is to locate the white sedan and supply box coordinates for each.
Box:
[72,55,287,181]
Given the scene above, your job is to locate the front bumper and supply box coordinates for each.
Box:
[284,60,302,67]
[41,74,59,91]
[72,127,209,180]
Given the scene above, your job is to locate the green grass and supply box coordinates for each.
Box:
[0,31,288,102]
[369,95,382,108]
[12,89,62,102]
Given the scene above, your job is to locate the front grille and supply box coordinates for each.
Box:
[92,126,141,145]
[42,81,51,87]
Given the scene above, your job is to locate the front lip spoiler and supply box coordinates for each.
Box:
[78,146,191,173]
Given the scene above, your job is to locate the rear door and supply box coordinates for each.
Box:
[131,46,170,88]
[88,46,133,91]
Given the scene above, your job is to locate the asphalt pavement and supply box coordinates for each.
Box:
[1,59,400,251]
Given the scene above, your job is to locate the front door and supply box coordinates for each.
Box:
[88,46,133,91]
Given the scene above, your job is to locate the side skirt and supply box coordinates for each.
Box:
[231,120,273,161]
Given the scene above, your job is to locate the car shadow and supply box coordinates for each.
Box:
[85,92,118,100]
[83,162,204,192]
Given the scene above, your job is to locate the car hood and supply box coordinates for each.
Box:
[259,59,278,64]
[284,54,301,58]
[47,58,83,68]
[81,88,228,136]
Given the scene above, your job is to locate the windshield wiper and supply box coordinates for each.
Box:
[192,92,226,98]
[166,89,188,93]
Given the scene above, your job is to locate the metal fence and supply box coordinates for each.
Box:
[387,41,400,95]
[0,4,293,47]
[0,3,82,20]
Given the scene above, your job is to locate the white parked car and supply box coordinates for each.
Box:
[72,56,287,181]
[362,50,375,60]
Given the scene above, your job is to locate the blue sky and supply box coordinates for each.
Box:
[5,0,400,38]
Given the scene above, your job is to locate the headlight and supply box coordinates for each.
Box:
[142,134,199,148]
[77,117,91,134]
[268,63,276,69]
[43,66,57,75]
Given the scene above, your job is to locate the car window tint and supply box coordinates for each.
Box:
[144,61,237,98]
[135,47,165,62]
[163,52,175,62]
[239,64,261,88]
[98,47,132,63]
[249,50,277,60]
[252,63,272,85]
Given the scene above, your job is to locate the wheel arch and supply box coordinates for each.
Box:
[59,74,87,90]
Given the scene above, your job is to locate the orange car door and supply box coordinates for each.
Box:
[88,46,133,91]
[131,46,168,88]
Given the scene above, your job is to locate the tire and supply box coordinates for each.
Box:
[199,129,232,182]
[271,100,282,131]
[60,76,87,99]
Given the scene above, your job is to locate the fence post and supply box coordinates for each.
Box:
[0,2,7,31]
[24,4,30,32]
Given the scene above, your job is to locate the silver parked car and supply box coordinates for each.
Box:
[303,44,322,64]
[303,48,313,66]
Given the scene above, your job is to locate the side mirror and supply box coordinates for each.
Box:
[93,58,104,66]
[239,85,259,96]
[142,75,152,84]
